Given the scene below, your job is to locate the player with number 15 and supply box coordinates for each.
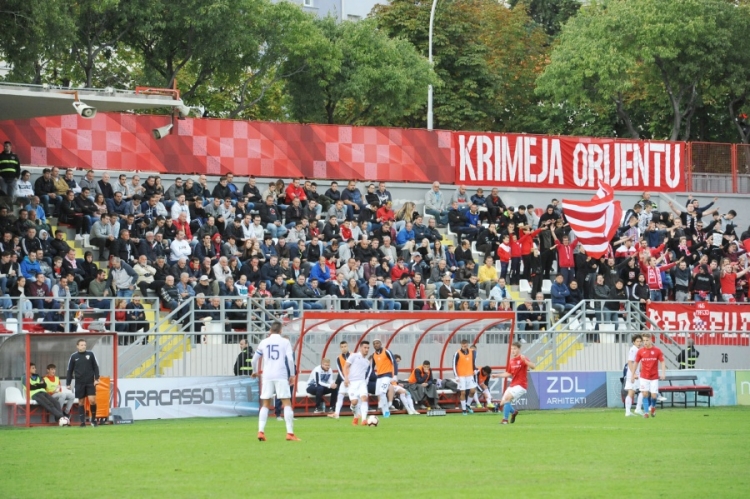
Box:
[251,322,300,441]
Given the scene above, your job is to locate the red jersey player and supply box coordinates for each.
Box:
[631,333,666,418]
[497,342,535,424]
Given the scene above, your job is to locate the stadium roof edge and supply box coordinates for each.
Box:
[0,82,184,121]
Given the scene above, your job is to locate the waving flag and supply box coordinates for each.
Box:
[561,181,622,259]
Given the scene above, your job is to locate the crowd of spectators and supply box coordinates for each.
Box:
[0,142,746,338]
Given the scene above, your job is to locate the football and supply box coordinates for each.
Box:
[366,415,379,427]
[58,417,69,427]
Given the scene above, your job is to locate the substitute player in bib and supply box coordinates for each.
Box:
[251,322,300,441]
[344,341,372,426]
[475,366,499,410]
[498,342,535,424]
[371,339,396,418]
[328,341,351,419]
[66,339,100,427]
[624,334,644,417]
[632,333,666,418]
[453,339,477,415]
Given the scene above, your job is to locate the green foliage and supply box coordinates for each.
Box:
[285,17,436,126]
[1,408,749,497]
[537,0,750,142]
[508,0,581,38]
[373,0,549,132]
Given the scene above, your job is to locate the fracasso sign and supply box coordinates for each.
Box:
[455,133,685,191]
[116,377,260,420]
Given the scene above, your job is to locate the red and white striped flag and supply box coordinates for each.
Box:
[561,181,622,259]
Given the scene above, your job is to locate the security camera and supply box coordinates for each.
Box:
[152,124,173,140]
[176,104,192,119]
[72,100,97,119]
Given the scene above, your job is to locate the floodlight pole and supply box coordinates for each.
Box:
[427,0,438,131]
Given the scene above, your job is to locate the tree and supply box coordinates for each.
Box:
[537,0,742,141]
[69,0,140,88]
[285,17,436,126]
[0,0,77,84]
[124,0,255,101]
[508,0,581,38]
[373,0,547,132]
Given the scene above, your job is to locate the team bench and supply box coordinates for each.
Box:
[658,375,713,408]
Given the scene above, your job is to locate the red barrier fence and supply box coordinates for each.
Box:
[1,113,749,193]
[647,302,750,345]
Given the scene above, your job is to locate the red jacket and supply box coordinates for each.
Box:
[407,282,426,300]
[391,264,411,281]
[173,219,192,241]
[496,244,511,263]
[285,184,307,204]
[640,261,677,290]
[519,228,542,256]
[556,239,577,268]
[376,206,395,222]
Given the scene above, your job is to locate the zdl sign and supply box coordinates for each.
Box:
[533,372,607,409]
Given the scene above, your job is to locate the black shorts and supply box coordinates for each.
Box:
[75,383,96,398]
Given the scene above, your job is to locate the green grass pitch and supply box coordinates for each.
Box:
[1,407,749,498]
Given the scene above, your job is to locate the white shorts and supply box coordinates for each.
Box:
[260,379,291,400]
[457,376,477,391]
[375,377,392,396]
[503,385,527,403]
[347,380,369,400]
[639,378,659,394]
[624,373,639,391]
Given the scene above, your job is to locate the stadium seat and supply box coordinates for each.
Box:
[541,279,552,295]
[518,279,532,294]
[5,386,41,426]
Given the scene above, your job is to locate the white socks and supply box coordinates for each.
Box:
[636,393,643,411]
[284,405,294,434]
[335,394,345,416]
[482,389,492,404]
[472,393,480,406]
[460,399,467,410]
[399,393,416,413]
[359,398,368,420]
[625,395,632,414]
[379,393,388,412]
[258,406,269,432]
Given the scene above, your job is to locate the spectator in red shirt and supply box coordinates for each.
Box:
[285,178,307,206]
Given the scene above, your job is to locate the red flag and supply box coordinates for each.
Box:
[561,182,622,259]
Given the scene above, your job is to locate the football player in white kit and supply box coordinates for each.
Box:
[343,341,372,426]
[252,322,300,441]
[624,333,644,417]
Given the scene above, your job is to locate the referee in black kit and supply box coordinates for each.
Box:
[66,339,100,427]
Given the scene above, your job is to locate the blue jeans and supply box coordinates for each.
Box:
[116,288,134,300]
[302,301,324,310]
[380,300,401,310]
[425,208,448,226]
[89,298,111,309]
[266,223,288,238]
[560,268,574,286]
[649,290,662,302]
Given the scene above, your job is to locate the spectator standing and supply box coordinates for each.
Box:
[0,140,21,199]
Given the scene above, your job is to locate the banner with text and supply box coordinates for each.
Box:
[116,376,259,420]
[647,302,750,346]
[455,133,685,191]
[531,372,608,409]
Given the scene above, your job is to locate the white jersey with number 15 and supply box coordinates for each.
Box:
[253,335,295,381]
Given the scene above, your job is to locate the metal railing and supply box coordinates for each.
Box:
[2,295,749,376]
